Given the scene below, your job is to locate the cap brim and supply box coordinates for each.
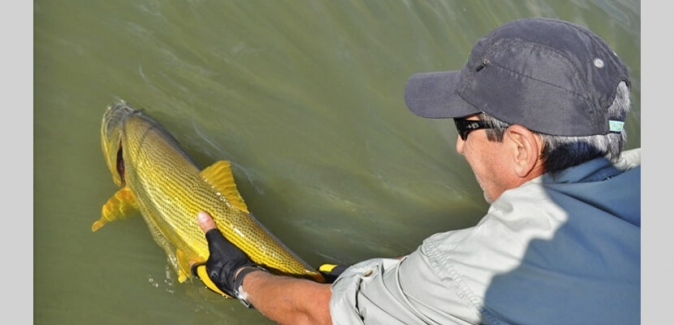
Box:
[404,70,480,119]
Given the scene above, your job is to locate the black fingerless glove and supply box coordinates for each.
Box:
[191,228,266,307]
[318,263,350,283]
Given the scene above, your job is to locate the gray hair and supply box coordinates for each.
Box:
[479,81,630,174]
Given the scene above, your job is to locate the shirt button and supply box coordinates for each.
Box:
[363,270,373,277]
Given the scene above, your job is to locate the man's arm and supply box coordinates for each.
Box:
[194,211,333,325]
[241,268,332,325]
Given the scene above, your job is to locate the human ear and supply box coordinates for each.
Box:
[504,125,542,178]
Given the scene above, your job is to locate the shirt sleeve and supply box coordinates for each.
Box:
[329,248,482,325]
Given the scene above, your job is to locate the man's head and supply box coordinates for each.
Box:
[404,18,632,202]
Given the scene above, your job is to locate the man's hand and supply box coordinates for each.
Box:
[192,212,334,323]
[191,211,262,298]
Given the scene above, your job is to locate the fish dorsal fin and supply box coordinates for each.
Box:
[200,160,249,213]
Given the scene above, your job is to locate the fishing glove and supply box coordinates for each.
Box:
[191,228,266,307]
[318,263,349,283]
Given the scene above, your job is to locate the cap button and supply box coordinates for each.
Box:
[593,58,605,68]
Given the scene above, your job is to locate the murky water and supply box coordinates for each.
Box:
[34,1,640,324]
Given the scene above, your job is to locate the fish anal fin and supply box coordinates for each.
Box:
[92,187,139,232]
[200,160,249,213]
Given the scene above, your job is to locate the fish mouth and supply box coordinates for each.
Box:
[102,102,135,138]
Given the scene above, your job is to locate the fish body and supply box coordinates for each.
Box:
[93,101,324,287]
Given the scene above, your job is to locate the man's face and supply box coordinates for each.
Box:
[455,116,512,204]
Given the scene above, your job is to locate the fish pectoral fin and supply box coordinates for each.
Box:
[92,187,139,232]
[176,249,192,283]
[200,160,249,213]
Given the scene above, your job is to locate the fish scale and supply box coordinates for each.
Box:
[93,101,324,287]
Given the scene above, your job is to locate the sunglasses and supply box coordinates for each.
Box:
[454,118,493,141]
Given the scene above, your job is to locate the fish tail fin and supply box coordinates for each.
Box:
[308,270,328,283]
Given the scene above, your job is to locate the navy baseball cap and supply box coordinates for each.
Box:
[404,18,631,136]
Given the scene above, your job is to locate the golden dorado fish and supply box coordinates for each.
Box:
[92,101,325,290]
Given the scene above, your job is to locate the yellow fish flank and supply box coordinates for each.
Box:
[93,101,325,290]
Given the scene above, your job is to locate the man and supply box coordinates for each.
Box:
[191,17,640,324]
